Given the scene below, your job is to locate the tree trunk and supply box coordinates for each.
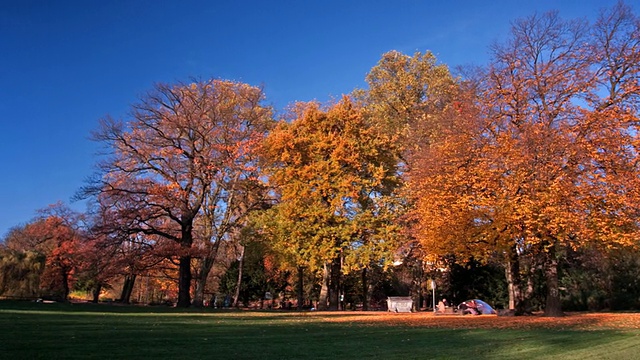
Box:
[296,266,304,311]
[505,245,532,315]
[192,256,215,308]
[328,257,341,311]
[361,268,369,311]
[506,260,515,310]
[318,262,330,310]
[414,261,423,312]
[192,275,205,308]
[543,244,564,317]
[192,233,225,307]
[232,245,245,308]
[92,283,102,303]
[176,222,194,308]
[176,255,192,307]
[61,267,70,301]
[505,249,522,311]
[120,274,136,304]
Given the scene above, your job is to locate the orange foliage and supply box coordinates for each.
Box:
[408,4,640,316]
[18,204,86,300]
[260,97,402,271]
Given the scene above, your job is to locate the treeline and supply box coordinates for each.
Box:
[2,2,639,315]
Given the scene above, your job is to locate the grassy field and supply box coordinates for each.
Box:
[1,301,639,359]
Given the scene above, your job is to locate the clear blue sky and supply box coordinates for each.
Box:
[0,0,632,237]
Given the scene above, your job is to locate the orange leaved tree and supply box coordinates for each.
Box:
[410,3,640,316]
[260,97,402,310]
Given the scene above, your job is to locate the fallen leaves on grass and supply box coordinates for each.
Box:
[300,312,640,330]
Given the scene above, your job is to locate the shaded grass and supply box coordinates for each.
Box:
[1,301,639,359]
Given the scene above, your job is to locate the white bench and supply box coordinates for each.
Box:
[386,296,413,312]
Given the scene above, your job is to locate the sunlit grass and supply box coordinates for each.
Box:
[1,301,638,359]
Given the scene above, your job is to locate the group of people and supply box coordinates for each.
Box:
[436,298,495,315]
[457,299,480,315]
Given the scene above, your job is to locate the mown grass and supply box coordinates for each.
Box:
[1,301,639,359]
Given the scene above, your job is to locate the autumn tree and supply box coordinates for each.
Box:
[584,0,640,242]
[358,50,463,307]
[410,3,640,316]
[0,227,46,298]
[0,203,98,301]
[414,11,595,316]
[83,79,273,307]
[8,204,86,301]
[485,4,639,316]
[360,50,458,163]
[260,98,402,310]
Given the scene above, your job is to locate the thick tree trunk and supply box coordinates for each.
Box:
[177,255,192,307]
[176,224,194,308]
[296,266,304,311]
[505,249,522,312]
[361,268,369,311]
[120,274,136,304]
[318,263,330,310]
[232,246,245,308]
[543,244,563,317]
[328,257,341,311]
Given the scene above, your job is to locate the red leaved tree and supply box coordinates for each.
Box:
[83,79,273,307]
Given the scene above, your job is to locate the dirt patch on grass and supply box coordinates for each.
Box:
[300,311,640,330]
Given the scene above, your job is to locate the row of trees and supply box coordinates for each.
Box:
[2,2,639,316]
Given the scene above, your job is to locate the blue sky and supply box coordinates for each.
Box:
[0,0,632,237]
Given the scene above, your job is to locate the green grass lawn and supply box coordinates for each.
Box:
[1,301,639,359]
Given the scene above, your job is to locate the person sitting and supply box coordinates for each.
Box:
[459,300,479,315]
